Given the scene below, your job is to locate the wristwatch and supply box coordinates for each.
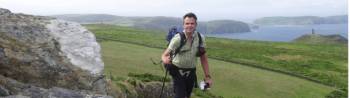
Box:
[205,75,211,78]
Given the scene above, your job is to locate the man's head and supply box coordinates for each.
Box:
[183,12,197,33]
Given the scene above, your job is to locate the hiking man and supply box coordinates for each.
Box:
[161,12,212,98]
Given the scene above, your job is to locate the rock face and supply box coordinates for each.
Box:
[0,8,111,97]
[135,82,174,98]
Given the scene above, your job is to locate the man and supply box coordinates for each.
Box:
[161,12,212,98]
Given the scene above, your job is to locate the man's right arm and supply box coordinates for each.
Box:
[161,49,171,64]
[162,34,180,64]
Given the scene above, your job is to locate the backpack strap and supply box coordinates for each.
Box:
[172,32,204,57]
[174,32,186,55]
[196,32,206,57]
[197,32,203,47]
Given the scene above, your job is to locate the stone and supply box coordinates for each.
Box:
[0,85,10,96]
[0,8,113,97]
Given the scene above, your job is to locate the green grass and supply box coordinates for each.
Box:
[85,24,347,90]
[206,38,348,88]
[100,41,335,98]
[293,34,347,45]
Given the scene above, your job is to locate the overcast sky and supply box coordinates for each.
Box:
[0,0,348,22]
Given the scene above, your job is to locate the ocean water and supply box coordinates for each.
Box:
[206,24,348,42]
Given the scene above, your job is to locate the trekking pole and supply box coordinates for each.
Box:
[159,52,174,98]
[159,64,168,98]
[150,58,164,72]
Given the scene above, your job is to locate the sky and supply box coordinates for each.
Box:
[0,0,348,22]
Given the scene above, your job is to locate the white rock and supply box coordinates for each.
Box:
[46,20,104,74]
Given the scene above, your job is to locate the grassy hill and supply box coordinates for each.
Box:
[101,41,334,98]
[293,34,348,44]
[52,14,251,33]
[84,24,347,98]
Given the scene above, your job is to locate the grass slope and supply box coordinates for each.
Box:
[101,41,334,98]
[85,24,347,90]
[293,34,347,44]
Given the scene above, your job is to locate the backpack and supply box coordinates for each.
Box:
[166,26,204,58]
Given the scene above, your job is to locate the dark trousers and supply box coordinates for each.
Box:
[166,64,196,98]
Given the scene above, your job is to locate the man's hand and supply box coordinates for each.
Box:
[162,49,172,64]
[162,56,171,64]
[205,76,213,87]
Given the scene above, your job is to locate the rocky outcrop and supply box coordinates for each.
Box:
[135,82,174,98]
[0,75,111,98]
[0,8,112,97]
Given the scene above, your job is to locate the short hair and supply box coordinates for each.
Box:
[183,12,197,22]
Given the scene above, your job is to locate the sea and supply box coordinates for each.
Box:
[206,24,348,42]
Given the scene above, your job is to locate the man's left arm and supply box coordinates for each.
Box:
[200,52,212,86]
[198,33,212,86]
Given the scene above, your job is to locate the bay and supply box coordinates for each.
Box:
[206,24,348,42]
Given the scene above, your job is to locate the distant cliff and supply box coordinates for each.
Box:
[198,20,251,33]
[53,14,251,33]
[254,15,348,25]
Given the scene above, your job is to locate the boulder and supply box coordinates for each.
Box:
[0,8,112,97]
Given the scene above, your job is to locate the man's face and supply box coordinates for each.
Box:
[183,17,197,33]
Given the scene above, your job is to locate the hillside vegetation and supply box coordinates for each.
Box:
[293,34,348,44]
[84,24,347,98]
